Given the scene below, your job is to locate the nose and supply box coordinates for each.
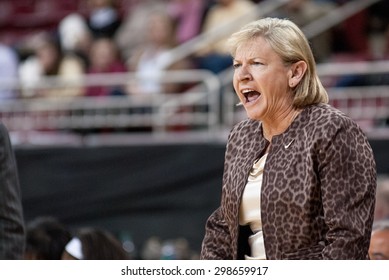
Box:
[236,65,252,81]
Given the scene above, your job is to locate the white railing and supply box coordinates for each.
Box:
[1,61,388,142]
[0,69,221,136]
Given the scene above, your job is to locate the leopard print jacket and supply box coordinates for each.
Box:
[201,103,376,259]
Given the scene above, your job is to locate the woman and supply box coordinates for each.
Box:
[200,17,376,260]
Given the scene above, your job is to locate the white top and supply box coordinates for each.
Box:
[239,153,268,260]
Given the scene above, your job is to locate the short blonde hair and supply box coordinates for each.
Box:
[228,17,328,108]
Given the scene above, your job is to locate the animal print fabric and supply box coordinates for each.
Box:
[200,103,376,259]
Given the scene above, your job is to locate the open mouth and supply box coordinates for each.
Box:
[242,90,261,104]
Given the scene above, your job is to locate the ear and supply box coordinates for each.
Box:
[288,60,307,88]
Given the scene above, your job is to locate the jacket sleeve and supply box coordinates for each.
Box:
[200,124,242,260]
[319,116,376,259]
[0,123,25,259]
[200,206,234,259]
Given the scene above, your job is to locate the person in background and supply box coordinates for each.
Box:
[201,17,376,260]
[0,43,20,99]
[61,227,129,260]
[167,0,207,45]
[24,216,71,260]
[114,0,167,62]
[195,0,256,73]
[58,13,93,69]
[369,220,389,260]
[18,33,85,98]
[85,0,122,39]
[85,37,127,97]
[127,11,191,96]
[0,123,25,259]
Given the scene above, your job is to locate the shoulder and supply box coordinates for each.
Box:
[299,104,371,154]
[302,103,362,134]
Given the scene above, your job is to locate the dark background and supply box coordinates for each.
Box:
[15,139,389,256]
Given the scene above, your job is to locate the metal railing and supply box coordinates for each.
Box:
[0,69,221,136]
[1,61,389,143]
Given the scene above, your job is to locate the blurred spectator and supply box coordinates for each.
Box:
[127,11,192,96]
[141,236,198,260]
[85,0,122,39]
[140,236,162,260]
[369,220,389,260]
[0,43,19,99]
[274,0,336,63]
[24,216,71,260]
[18,33,85,98]
[374,176,389,222]
[85,37,127,97]
[367,0,389,60]
[58,13,93,68]
[161,238,194,260]
[115,0,168,62]
[195,0,256,73]
[167,0,207,44]
[61,227,130,260]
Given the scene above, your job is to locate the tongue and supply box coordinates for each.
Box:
[247,91,260,102]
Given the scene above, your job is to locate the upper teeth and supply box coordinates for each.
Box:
[241,89,254,94]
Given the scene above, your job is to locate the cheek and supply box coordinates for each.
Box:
[232,77,239,93]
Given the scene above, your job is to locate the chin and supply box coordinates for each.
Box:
[245,110,262,121]
[247,114,262,121]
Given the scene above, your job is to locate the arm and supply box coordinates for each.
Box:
[0,123,25,259]
[200,125,243,260]
[319,117,376,259]
[200,206,233,259]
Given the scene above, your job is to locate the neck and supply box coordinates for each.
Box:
[262,108,301,141]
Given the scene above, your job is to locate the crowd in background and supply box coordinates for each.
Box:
[0,0,389,100]
[1,0,389,260]
[24,215,200,260]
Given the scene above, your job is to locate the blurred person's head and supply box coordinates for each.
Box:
[24,216,71,260]
[147,12,176,48]
[62,227,129,260]
[33,35,63,76]
[86,0,121,38]
[89,37,120,71]
[141,236,162,260]
[59,13,92,53]
[369,220,389,260]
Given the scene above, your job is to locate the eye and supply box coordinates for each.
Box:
[233,63,241,69]
[252,61,263,66]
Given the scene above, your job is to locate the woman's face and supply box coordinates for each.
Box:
[232,36,294,122]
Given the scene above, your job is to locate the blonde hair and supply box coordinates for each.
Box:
[228,17,328,108]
